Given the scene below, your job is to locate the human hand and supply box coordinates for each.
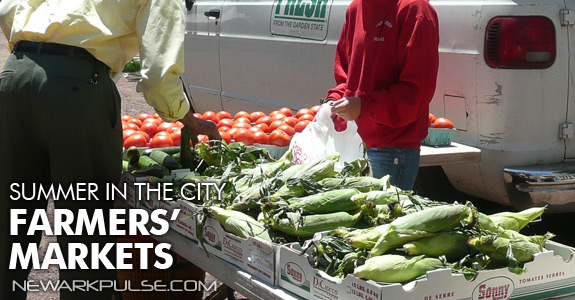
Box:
[179,111,221,144]
[329,97,361,121]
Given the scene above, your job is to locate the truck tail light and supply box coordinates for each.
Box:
[485,16,555,69]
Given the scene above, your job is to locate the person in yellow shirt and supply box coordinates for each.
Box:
[0,1,218,299]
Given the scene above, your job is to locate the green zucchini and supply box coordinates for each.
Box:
[150,150,182,170]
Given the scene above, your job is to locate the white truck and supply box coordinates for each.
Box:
[179,0,575,212]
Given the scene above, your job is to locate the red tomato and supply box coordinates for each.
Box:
[296,108,310,118]
[310,105,321,115]
[250,127,263,134]
[278,107,293,117]
[170,130,181,146]
[136,113,152,122]
[150,135,174,148]
[220,131,232,144]
[249,111,266,123]
[153,113,161,119]
[155,131,170,137]
[124,134,148,148]
[217,118,234,128]
[253,131,269,145]
[121,115,133,122]
[218,126,231,133]
[294,120,310,133]
[193,112,203,119]
[235,117,251,124]
[167,126,181,134]
[271,113,287,121]
[137,131,150,142]
[298,113,315,122]
[144,117,162,126]
[197,134,209,144]
[255,123,270,133]
[433,117,455,129]
[123,129,137,142]
[232,122,252,129]
[269,129,290,147]
[203,111,220,124]
[283,117,298,128]
[429,113,437,127]
[228,128,238,139]
[157,122,174,133]
[279,124,296,136]
[234,128,255,145]
[256,116,273,126]
[123,122,139,131]
[234,111,251,120]
[217,111,232,120]
[269,120,286,132]
[140,122,158,138]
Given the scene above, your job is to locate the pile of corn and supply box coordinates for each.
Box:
[132,142,553,285]
[310,204,551,284]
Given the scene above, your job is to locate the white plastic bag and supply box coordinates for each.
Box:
[289,103,366,170]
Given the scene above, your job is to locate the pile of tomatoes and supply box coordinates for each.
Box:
[428,113,455,129]
[122,106,321,149]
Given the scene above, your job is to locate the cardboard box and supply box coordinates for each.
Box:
[277,240,575,300]
[201,216,277,286]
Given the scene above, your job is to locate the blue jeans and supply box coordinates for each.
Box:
[367,147,420,190]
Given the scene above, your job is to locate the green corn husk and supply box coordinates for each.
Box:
[499,229,555,249]
[353,255,445,283]
[318,175,390,193]
[370,203,476,256]
[207,206,271,242]
[488,207,545,232]
[401,231,470,261]
[288,153,340,182]
[272,211,363,238]
[286,189,361,214]
[351,190,409,206]
[477,212,500,232]
[468,235,543,264]
[345,224,390,249]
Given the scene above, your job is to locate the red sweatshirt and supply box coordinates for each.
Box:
[326,0,439,149]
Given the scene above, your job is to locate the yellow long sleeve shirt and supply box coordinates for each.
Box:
[0,0,189,122]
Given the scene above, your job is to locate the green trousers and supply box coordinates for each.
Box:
[0,44,122,300]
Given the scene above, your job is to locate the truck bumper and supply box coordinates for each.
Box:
[503,163,575,213]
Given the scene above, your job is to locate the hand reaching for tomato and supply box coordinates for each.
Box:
[180,111,221,145]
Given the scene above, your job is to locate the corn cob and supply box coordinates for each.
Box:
[318,176,389,193]
[353,254,445,283]
[345,224,390,249]
[288,153,340,183]
[286,189,361,214]
[401,231,470,261]
[370,203,476,256]
[488,207,545,232]
[207,206,271,242]
[468,235,543,264]
[351,190,408,206]
[500,229,554,248]
[272,211,362,238]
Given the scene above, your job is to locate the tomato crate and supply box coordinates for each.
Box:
[423,128,456,147]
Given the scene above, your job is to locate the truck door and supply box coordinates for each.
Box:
[183,0,224,112]
[565,3,575,158]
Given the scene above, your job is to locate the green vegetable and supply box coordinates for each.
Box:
[354,255,445,283]
[150,150,182,170]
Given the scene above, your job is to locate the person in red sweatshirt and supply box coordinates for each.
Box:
[327,0,439,190]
